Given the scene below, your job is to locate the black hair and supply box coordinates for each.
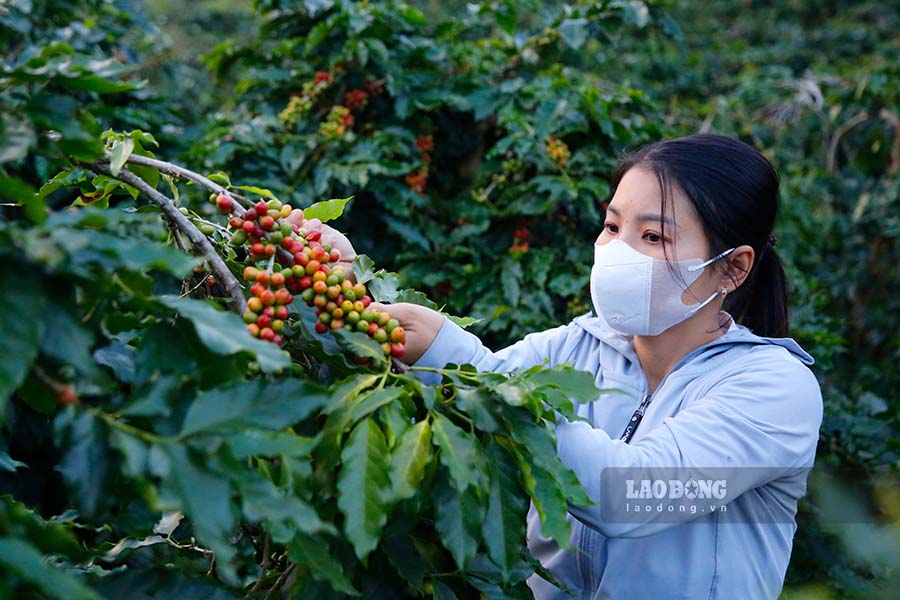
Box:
[609,133,789,338]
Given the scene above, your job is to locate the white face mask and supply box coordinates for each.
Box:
[590,239,735,336]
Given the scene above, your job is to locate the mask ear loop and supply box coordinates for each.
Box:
[685,247,736,272]
[684,248,735,315]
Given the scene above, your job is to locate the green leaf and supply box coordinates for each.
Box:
[512,445,572,548]
[0,262,46,421]
[54,411,111,518]
[108,137,134,176]
[506,411,591,507]
[559,18,590,50]
[337,418,392,560]
[303,196,352,222]
[352,254,377,284]
[207,172,232,186]
[181,379,330,436]
[0,537,102,600]
[331,328,388,363]
[446,314,483,329]
[287,534,361,596]
[389,419,433,501]
[162,443,238,584]
[227,430,320,459]
[350,386,403,422]
[433,470,482,570]
[232,185,277,200]
[482,443,528,581]
[160,295,291,373]
[431,412,487,491]
[240,475,334,543]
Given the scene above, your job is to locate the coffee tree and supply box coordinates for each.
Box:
[0,125,615,598]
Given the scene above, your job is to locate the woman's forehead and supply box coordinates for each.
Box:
[609,167,697,226]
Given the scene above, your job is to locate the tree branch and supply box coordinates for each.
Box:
[115,154,310,268]
[85,162,248,314]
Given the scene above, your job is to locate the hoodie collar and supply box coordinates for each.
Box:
[572,311,815,366]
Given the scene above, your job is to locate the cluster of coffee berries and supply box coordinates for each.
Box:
[297,265,406,358]
[279,70,334,127]
[405,134,434,194]
[202,191,406,357]
[319,106,355,139]
[241,265,293,345]
[509,227,531,257]
[343,89,369,112]
[545,137,570,166]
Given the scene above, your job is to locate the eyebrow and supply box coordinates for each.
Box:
[607,205,676,226]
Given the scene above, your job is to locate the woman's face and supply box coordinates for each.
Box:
[596,166,725,305]
[596,166,709,262]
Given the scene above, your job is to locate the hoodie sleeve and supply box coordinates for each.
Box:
[409,315,576,385]
[555,346,823,538]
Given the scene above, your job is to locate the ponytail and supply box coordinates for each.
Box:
[725,242,789,338]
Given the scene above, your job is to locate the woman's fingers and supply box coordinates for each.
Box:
[283,210,357,260]
[368,302,446,364]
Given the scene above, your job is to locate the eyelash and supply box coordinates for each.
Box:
[604,223,666,244]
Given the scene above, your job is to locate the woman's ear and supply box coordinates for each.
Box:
[722,244,755,291]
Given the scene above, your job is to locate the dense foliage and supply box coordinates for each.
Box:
[1,0,898,598]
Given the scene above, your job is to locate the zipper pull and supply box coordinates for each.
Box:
[619,393,652,444]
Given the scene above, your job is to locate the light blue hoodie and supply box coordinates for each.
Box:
[410,310,823,600]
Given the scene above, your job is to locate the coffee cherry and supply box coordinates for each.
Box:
[229,216,244,229]
[244,266,259,281]
[374,328,388,343]
[56,385,79,406]
[230,230,248,246]
[243,311,258,324]
[257,314,272,328]
[390,326,406,343]
[260,215,275,230]
[272,319,284,332]
[271,272,285,287]
[259,327,276,342]
[260,290,276,306]
[386,319,400,333]
[275,305,289,320]
[390,342,405,357]
[315,321,328,334]
[248,297,264,313]
[313,280,327,294]
[255,201,269,217]
[256,270,270,285]
[216,194,234,214]
[242,220,256,234]
[247,323,261,337]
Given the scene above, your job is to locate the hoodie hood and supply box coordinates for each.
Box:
[571,311,815,366]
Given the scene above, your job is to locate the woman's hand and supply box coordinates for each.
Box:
[368,301,445,364]
[284,210,444,362]
[285,209,358,279]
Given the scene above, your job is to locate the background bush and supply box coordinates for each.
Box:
[1,1,897,598]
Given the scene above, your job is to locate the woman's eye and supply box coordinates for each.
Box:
[644,232,662,243]
[604,223,619,234]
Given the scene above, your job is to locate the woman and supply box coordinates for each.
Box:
[301,133,823,599]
